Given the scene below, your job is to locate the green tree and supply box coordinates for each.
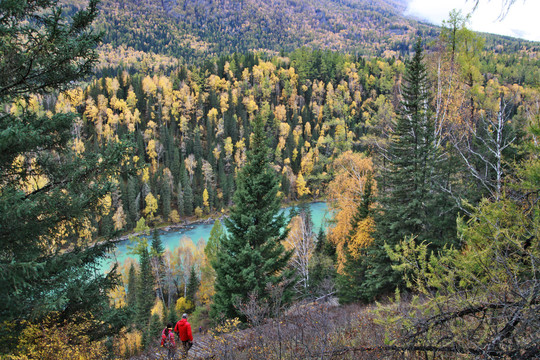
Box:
[127,176,140,228]
[0,0,130,352]
[184,180,194,216]
[151,228,165,304]
[385,170,539,358]
[211,116,294,321]
[177,181,185,217]
[136,247,155,329]
[366,39,456,299]
[186,265,200,305]
[126,263,138,309]
[205,219,224,264]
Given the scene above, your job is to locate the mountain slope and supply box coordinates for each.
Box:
[65,0,435,60]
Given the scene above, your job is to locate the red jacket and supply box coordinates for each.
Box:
[174,318,193,342]
[161,328,176,347]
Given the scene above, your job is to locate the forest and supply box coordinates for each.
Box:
[0,0,538,359]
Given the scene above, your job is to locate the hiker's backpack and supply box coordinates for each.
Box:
[162,331,173,349]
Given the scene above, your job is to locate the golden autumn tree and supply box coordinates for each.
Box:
[144,192,158,222]
[327,151,376,271]
[295,171,310,199]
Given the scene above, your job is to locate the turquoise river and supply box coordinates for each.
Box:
[102,202,330,272]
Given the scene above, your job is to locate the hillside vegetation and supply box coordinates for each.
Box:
[1,1,539,359]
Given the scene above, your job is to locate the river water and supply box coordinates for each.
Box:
[102,202,330,272]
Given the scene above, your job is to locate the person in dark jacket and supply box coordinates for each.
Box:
[174,313,193,357]
[161,323,176,359]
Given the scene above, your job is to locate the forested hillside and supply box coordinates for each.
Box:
[59,0,426,60]
[2,0,539,359]
[59,0,539,64]
[36,36,538,240]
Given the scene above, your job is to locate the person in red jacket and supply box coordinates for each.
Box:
[174,313,193,357]
[161,323,176,359]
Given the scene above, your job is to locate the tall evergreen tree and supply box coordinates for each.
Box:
[151,228,165,303]
[364,39,456,299]
[177,181,185,217]
[0,0,132,350]
[127,176,140,227]
[211,116,294,322]
[126,263,138,309]
[136,247,155,328]
[184,180,194,216]
[186,265,200,305]
[161,179,172,221]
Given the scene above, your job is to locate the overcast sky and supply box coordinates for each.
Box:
[405,0,540,42]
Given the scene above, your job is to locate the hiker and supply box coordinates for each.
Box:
[161,323,176,359]
[175,313,194,357]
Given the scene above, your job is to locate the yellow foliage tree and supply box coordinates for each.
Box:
[113,204,127,231]
[327,151,376,270]
[151,299,166,323]
[169,209,180,223]
[175,297,194,314]
[202,188,209,211]
[296,172,310,198]
[144,192,158,220]
[13,313,107,360]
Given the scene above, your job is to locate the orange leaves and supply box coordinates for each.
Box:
[327,151,376,271]
[348,217,375,258]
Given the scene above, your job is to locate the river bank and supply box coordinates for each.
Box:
[101,201,329,272]
[110,198,329,244]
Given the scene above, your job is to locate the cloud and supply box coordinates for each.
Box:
[405,0,540,42]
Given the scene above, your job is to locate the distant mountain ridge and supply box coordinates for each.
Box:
[62,0,535,63]
[60,0,433,61]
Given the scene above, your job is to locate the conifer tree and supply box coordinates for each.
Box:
[186,265,200,305]
[177,181,185,217]
[0,0,133,349]
[184,181,194,216]
[364,39,456,299]
[136,247,155,328]
[211,116,294,321]
[128,176,140,227]
[146,313,162,348]
[161,180,172,221]
[127,263,138,309]
[151,228,165,303]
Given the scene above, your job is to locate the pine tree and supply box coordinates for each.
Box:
[177,181,185,217]
[127,263,138,309]
[128,176,140,227]
[136,247,155,329]
[161,179,172,221]
[146,313,162,348]
[186,265,200,305]
[364,39,456,299]
[0,0,132,349]
[151,228,165,256]
[211,116,294,321]
[151,228,165,303]
[184,180,194,216]
[167,303,178,325]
